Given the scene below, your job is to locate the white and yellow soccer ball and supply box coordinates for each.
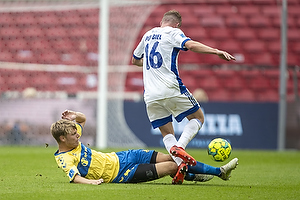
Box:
[207,138,232,162]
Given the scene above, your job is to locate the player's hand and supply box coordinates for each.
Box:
[61,110,77,121]
[216,50,236,61]
[91,179,104,185]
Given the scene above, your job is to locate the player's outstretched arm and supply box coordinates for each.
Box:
[61,110,86,127]
[73,174,104,185]
[185,40,235,61]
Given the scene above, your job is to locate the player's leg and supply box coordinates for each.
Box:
[129,161,177,183]
[146,100,185,165]
[185,158,239,182]
[157,116,197,166]
[187,161,221,176]
[168,93,203,166]
[159,123,183,166]
[176,108,204,150]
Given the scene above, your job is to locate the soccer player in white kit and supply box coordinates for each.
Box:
[132,10,236,184]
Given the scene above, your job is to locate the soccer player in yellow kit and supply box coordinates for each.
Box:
[51,110,238,185]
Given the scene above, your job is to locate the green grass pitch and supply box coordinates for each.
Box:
[1,146,300,200]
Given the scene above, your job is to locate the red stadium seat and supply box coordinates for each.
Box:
[233,89,256,102]
[261,6,280,17]
[199,76,221,92]
[192,69,214,79]
[238,6,261,17]
[183,77,197,92]
[288,29,300,41]
[200,16,224,28]
[0,13,15,27]
[257,29,280,41]
[45,27,68,39]
[213,69,236,79]
[6,72,28,91]
[293,42,300,54]
[205,0,229,5]
[234,29,256,41]
[15,12,37,27]
[59,11,83,27]
[185,27,207,41]
[264,69,280,90]
[0,27,22,39]
[209,28,232,41]
[38,51,61,64]
[208,89,232,102]
[178,52,201,64]
[257,89,278,102]
[151,6,168,17]
[240,69,262,80]
[51,39,74,52]
[0,50,15,62]
[193,5,215,17]
[68,27,90,38]
[125,72,144,93]
[252,0,276,5]
[30,38,51,51]
[266,41,280,54]
[181,14,201,28]
[167,5,191,16]
[248,76,271,92]
[60,51,86,66]
[81,12,99,27]
[287,6,300,17]
[223,75,246,91]
[228,0,252,5]
[219,40,241,53]
[248,16,271,28]
[6,39,30,51]
[225,15,248,28]
[215,5,238,16]
[30,72,55,91]
[23,26,44,39]
[250,52,275,67]
[36,12,59,27]
[242,40,266,53]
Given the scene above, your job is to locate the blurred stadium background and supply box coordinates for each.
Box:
[0,0,299,149]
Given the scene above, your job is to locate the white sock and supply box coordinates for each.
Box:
[177,118,202,149]
[163,134,183,166]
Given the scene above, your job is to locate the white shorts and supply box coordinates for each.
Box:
[146,90,200,129]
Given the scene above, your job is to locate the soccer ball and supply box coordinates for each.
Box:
[207,138,231,162]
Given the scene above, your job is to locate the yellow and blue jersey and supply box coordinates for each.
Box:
[54,123,119,183]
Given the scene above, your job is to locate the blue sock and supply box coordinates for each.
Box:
[188,161,221,176]
[184,173,196,181]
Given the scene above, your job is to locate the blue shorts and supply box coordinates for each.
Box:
[112,149,155,183]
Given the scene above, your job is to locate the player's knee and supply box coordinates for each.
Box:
[129,164,158,183]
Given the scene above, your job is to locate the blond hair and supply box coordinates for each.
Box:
[50,119,77,143]
[162,10,182,28]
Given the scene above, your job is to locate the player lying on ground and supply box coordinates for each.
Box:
[50,110,238,185]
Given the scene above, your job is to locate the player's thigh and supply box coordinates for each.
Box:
[146,100,171,122]
[168,92,200,120]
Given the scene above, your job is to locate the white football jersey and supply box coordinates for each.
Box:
[133,26,191,103]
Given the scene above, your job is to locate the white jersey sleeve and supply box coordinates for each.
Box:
[133,26,191,103]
